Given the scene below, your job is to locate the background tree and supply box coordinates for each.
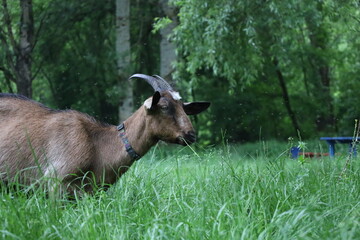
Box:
[1,0,360,144]
[116,0,133,122]
[159,0,177,81]
[170,0,360,142]
[34,0,117,122]
[0,0,34,97]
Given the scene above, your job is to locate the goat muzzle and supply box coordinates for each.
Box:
[177,131,196,146]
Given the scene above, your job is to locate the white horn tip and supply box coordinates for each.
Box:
[170,91,182,100]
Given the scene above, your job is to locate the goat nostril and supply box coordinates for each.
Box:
[176,131,196,145]
[186,131,196,143]
[186,131,196,138]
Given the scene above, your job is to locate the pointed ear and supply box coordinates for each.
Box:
[183,102,210,115]
[144,91,161,110]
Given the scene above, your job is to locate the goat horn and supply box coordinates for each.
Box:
[128,74,173,92]
[151,75,173,91]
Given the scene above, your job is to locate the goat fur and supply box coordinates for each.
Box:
[0,92,208,194]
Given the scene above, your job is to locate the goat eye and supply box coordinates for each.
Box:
[160,105,168,110]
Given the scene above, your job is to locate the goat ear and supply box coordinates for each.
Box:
[183,102,210,115]
[144,91,161,110]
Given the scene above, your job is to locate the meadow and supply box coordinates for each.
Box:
[1,141,360,240]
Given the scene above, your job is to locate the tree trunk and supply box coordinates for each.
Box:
[273,58,301,136]
[16,0,34,97]
[116,0,133,122]
[257,22,301,137]
[0,0,34,97]
[159,0,177,81]
[305,2,335,132]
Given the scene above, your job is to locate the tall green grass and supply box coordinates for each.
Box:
[1,142,360,239]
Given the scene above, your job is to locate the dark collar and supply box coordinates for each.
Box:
[117,123,141,161]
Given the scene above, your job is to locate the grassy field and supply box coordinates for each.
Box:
[1,141,360,239]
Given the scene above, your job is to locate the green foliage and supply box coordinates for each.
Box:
[32,0,117,122]
[2,0,360,144]
[152,17,173,34]
[27,0,162,124]
[171,0,360,142]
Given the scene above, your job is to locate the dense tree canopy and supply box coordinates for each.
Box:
[1,0,360,144]
[172,0,360,142]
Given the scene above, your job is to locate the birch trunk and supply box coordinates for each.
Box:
[116,0,133,122]
[159,0,177,81]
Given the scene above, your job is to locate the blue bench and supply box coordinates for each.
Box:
[320,137,360,158]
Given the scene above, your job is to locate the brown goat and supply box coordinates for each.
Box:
[0,74,210,195]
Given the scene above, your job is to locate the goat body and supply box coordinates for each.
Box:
[0,94,131,191]
[0,75,210,194]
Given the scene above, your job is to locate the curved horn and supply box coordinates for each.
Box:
[128,74,173,92]
[152,75,173,91]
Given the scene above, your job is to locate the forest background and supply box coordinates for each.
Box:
[1,0,360,145]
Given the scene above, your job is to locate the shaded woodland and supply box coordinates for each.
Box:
[1,0,360,144]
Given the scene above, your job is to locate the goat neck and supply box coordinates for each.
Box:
[122,106,158,158]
